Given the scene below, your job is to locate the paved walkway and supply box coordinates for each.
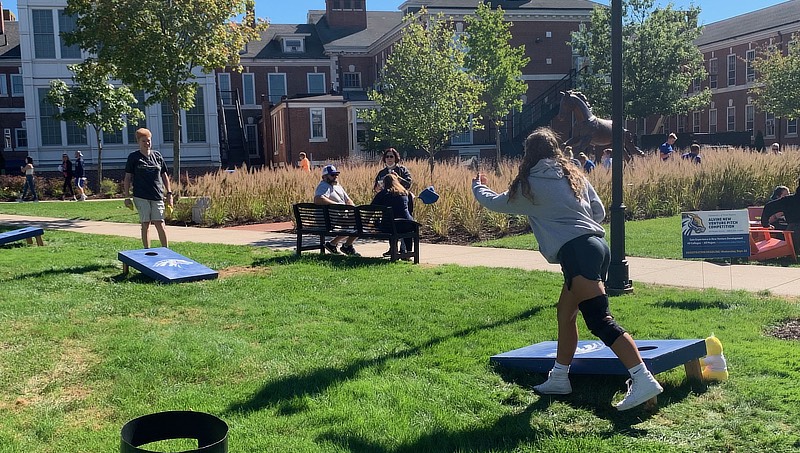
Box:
[3,213,800,297]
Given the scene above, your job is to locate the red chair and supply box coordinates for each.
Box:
[749,227,797,261]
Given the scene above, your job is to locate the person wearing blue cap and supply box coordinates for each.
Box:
[314,165,360,256]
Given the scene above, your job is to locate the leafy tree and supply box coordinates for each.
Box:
[751,36,800,120]
[571,0,710,123]
[363,9,483,177]
[464,2,529,168]
[64,0,266,185]
[47,61,145,190]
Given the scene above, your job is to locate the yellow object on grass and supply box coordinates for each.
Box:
[699,335,729,381]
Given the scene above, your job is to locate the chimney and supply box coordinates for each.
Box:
[326,0,367,30]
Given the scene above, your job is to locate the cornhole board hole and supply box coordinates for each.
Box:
[118,247,218,283]
[0,227,44,246]
[491,339,706,381]
[120,411,228,453]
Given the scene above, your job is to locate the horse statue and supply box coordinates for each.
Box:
[557,90,644,163]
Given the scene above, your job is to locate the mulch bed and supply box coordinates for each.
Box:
[767,319,800,340]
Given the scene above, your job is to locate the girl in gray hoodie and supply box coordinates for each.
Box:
[472,127,662,411]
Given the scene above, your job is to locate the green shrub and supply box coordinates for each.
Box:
[99,178,119,198]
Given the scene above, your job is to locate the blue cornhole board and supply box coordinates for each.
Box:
[491,339,707,377]
[118,247,218,283]
[0,227,44,246]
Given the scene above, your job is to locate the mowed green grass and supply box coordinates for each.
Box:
[0,199,140,224]
[1,229,799,452]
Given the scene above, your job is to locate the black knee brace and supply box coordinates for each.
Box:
[578,294,626,346]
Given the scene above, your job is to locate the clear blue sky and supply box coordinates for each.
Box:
[0,0,788,25]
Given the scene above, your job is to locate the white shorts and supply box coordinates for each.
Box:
[133,197,165,223]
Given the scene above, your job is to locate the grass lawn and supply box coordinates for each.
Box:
[0,200,140,224]
[1,229,799,452]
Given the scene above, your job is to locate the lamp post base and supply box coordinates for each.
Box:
[607,260,633,296]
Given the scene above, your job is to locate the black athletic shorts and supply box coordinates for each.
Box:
[557,234,610,290]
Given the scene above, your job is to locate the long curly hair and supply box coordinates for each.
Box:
[508,127,585,202]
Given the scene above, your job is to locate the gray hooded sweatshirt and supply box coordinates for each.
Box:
[472,158,606,264]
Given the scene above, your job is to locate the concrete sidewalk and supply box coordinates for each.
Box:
[3,213,800,297]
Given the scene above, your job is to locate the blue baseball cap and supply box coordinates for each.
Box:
[322,165,340,176]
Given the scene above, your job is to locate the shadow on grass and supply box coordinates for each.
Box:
[1,263,117,281]
[224,307,543,416]
[656,299,732,310]
[253,253,395,269]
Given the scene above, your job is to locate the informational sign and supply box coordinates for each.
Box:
[681,209,750,258]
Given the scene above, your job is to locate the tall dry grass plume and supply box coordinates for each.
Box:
[179,146,798,238]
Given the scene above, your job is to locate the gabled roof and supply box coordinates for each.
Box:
[241,23,327,59]
[312,11,404,48]
[401,0,602,12]
[0,21,21,60]
[695,0,800,47]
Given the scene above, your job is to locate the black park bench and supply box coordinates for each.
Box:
[292,203,420,263]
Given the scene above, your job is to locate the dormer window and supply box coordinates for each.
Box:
[283,38,305,53]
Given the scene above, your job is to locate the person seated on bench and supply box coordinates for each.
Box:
[762,181,800,253]
[767,185,790,230]
[372,173,415,257]
[314,165,360,256]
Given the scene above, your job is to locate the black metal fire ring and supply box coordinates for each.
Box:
[120,411,228,453]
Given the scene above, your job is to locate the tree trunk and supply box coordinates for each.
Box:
[171,93,182,194]
[95,127,103,193]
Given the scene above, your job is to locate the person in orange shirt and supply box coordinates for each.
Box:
[298,152,311,172]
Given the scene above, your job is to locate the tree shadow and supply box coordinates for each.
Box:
[655,298,732,310]
[224,307,542,416]
[253,254,394,270]
[0,263,116,282]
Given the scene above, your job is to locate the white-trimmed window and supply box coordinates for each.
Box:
[38,88,61,145]
[186,88,206,142]
[58,9,81,59]
[727,106,736,131]
[788,118,798,136]
[126,90,146,144]
[727,54,736,86]
[283,38,304,53]
[10,74,23,96]
[745,104,754,132]
[709,109,717,133]
[242,73,255,105]
[103,128,123,144]
[708,58,718,89]
[451,117,474,145]
[162,100,175,142]
[308,73,325,94]
[693,111,701,133]
[15,128,27,148]
[746,49,755,83]
[765,112,775,137]
[268,73,287,104]
[66,121,87,145]
[218,73,232,105]
[0,74,7,96]
[692,78,700,93]
[32,9,56,59]
[342,72,361,89]
[310,108,326,140]
[677,115,686,133]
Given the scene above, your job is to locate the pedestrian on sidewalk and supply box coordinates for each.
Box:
[19,156,39,202]
[60,153,76,200]
[74,151,87,201]
[471,127,663,411]
[123,128,173,248]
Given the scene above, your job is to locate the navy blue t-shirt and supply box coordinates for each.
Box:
[125,150,168,201]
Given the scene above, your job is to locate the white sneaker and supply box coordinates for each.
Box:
[80,194,87,201]
[533,371,572,395]
[615,371,664,411]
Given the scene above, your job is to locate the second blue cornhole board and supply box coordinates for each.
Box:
[491,339,706,376]
[118,247,218,283]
